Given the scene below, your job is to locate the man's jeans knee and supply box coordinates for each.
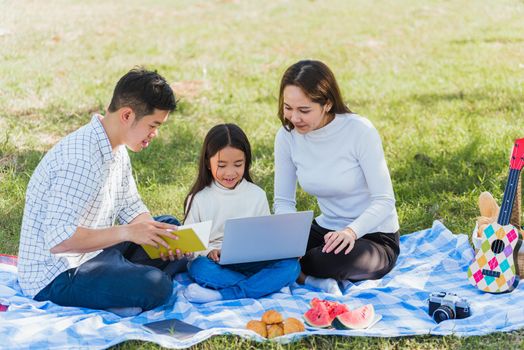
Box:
[34,214,183,310]
[35,248,174,310]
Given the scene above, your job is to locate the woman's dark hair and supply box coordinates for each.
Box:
[108,67,176,120]
[277,60,351,131]
[183,124,253,221]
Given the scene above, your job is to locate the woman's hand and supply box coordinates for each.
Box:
[207,249,221,262]
[322,228,357,255]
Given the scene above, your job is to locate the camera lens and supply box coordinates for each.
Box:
[432,305,455,323]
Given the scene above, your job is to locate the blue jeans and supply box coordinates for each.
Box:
[188,256,300,299]
[34,215,188,311]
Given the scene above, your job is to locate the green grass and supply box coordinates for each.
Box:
[1,0,524,348]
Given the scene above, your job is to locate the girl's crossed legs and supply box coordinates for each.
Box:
[185,256,300,302]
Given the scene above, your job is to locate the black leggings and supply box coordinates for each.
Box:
[300,221,400,282]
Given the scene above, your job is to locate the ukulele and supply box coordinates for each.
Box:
[467,138,524,293]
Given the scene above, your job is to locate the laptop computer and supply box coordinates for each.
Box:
[218,210,314,265]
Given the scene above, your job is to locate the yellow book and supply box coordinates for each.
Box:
[141,220,212,259]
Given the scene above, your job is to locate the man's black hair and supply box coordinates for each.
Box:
[108,67,176,120]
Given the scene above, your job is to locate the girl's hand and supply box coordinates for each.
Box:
[160,250,177,261]
[160,248,193,261]
[322,228,357,255]
[207,249,221,262]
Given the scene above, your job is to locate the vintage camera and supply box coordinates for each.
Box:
[428,291,471,323]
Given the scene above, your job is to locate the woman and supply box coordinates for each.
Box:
[273,60,400,295]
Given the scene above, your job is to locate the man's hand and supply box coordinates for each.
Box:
[322,228,358,255]
[122,220,183,261]
[49,216,182,256]
[207,249,221,262]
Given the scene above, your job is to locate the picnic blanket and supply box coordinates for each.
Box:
[1,220,524,349]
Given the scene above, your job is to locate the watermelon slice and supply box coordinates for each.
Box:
[303,302,332,328]
[328,303,350,319]
[304,298,351,327]
[332,304,375,330]
[310,298,350,319]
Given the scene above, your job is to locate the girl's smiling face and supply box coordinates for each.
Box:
[209,146,246,189]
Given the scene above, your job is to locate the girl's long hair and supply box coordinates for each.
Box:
[183,123,253,222]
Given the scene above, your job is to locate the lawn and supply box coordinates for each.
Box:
[1,0,524,348]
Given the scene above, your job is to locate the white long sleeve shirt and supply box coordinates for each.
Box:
[184,179,270,257]
[273,113,399,238]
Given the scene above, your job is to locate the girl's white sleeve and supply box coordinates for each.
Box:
[255,190,271,216]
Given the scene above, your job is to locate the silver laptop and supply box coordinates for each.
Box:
[218,211,314,265]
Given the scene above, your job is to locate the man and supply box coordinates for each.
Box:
[18,68,186,315]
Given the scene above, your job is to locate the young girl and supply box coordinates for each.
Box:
[183,123,300,303]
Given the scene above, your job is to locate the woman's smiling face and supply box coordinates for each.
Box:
[282,85,332,134]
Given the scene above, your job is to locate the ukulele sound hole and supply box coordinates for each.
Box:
[491,239,505,254]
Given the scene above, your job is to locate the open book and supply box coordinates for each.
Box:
[141,220,212,259]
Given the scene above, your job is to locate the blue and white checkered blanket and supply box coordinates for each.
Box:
[1,220,523,349]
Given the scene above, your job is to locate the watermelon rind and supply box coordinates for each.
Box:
[304,318,332,328]
[332,304,375,330]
